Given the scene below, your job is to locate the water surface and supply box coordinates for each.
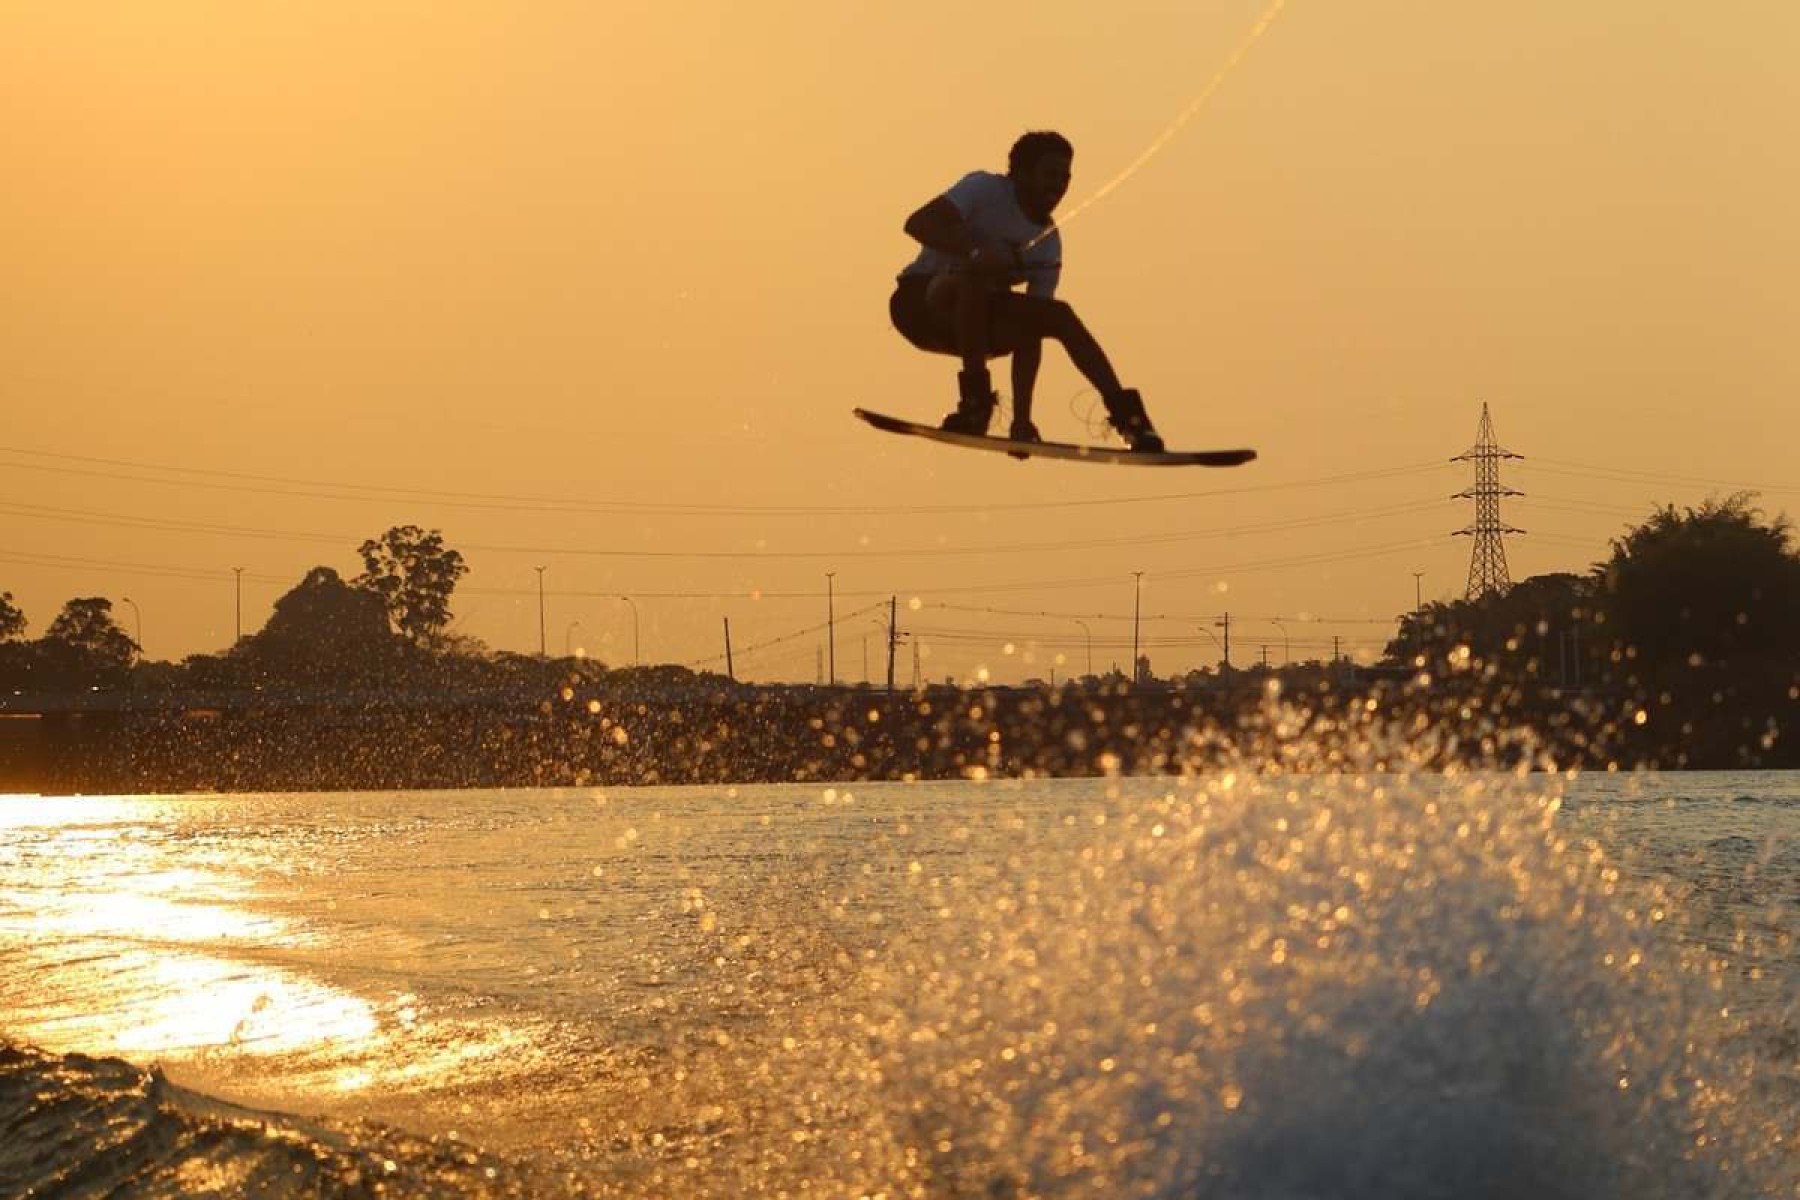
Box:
[3,770,1797,1195]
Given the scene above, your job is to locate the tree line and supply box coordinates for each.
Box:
[1385,494,1799,686]
[0,525,475,690]
[4,498,1798,711]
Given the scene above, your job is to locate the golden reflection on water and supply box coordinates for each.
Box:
[0,794,529,1097]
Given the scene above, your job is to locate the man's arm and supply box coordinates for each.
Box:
[904,195,1013,276]
[903,195,977,259]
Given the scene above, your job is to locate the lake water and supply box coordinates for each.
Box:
[2,768,1797,1197]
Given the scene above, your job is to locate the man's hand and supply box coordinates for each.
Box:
[968,235,1020,282]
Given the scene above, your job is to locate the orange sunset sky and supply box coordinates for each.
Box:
[3,2,1796,683]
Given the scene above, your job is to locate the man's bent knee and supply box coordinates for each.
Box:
[1023,298,1079,341]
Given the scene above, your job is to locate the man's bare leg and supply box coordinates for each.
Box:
[925,273,1000,433]
[992,295,1163,451]
[952,274,991,377]
[1010,338,1042,434]
[998,297,1123,398]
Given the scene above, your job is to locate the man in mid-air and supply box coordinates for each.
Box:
[889,130,1164,452]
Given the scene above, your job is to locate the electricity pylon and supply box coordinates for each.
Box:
[1452,403,1523,600]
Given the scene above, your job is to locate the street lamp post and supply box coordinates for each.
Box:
[119,596,143,657]
[825,572,837,686]
[1131,572,1144,685]
[1072,617,1092,677]
[534,566,547,657]
[1269,618,1290,665]
[617,595,640,665]
[232,566,244,644]
[1196,623,1225,672]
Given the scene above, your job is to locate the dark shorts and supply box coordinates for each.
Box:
[888,274,954,353]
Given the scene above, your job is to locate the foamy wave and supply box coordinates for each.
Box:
[0,1042,532,1198]
[812,719,1796,1197]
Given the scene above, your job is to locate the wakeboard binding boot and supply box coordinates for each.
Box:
[1005,412,1042,460]
[1104,388,1165,453]
[940,368,997,436]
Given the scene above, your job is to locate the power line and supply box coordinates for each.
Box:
[0,493,1446,561]
[1,532,1454,604]
[928,602,1399,625]
[681,602,886,669]
[1521,457,1799,496]
[1514,494,1657,518]
[0,442,1452,518]
[0,549,286,585]
[908,627,1388,652]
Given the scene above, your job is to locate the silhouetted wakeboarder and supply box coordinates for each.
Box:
[856,130,1254,468]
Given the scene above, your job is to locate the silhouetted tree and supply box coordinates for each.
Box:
[42,597,138,673]
[1594,494,1800,670]
[244,566,399,675]
[353,525,468,645]
[0,592,25,641]
[1386,572,1596,682]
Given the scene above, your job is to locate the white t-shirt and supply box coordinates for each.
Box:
[898,171,1063,298]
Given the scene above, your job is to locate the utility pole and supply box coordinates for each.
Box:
[534,566,547,657]
[886,596,898,698]
[1333,635,1342,663]
[1412,572,1424,613]
[825,572,836,686]
[1131,571,1144,685]
[233,566,243,644]
[1215,611,1232,671]
[723,617,734,681]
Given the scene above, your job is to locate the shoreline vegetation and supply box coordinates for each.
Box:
[3,665,1794,795]
[3,496,1795,794]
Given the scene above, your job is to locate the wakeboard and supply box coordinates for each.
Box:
[853,408,1256,467]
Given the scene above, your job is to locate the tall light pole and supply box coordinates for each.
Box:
[617,595,639,665]
[232,567,244,644]
[825,572,837,686]
[1412,571,1424,613]
[119,596,143,656]
[1269,618,1290,665]
[1196,623,1225,672]
[534,566,547,657]
[1131,572,1144,685]
[1072,617,1092,677]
